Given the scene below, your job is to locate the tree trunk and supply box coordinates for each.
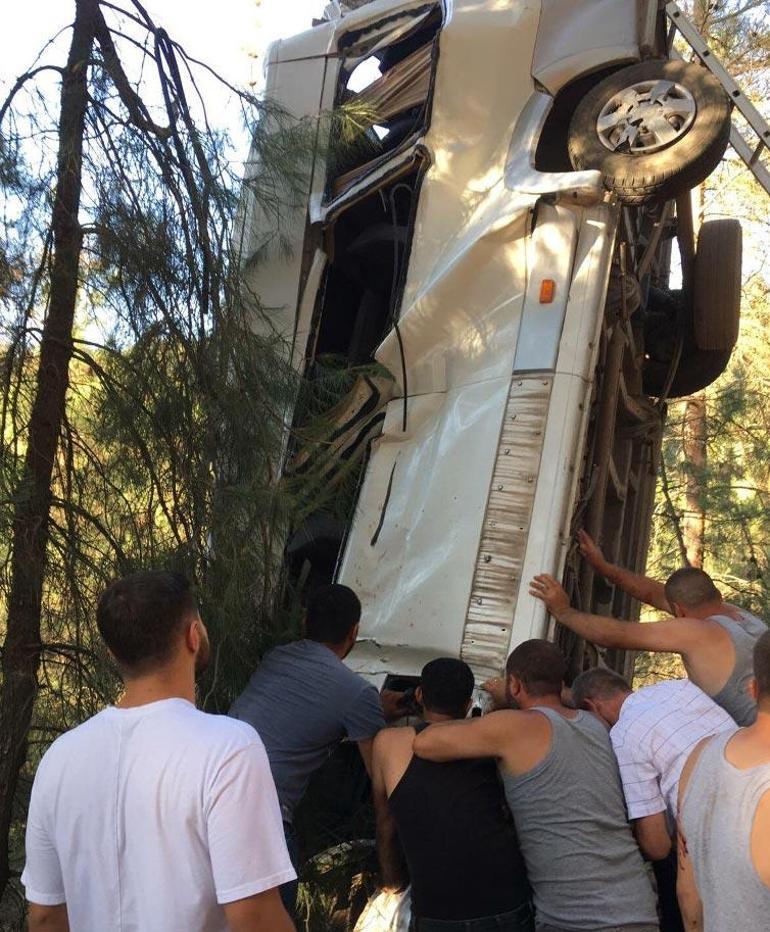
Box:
[680,181,709,570]
[0,0,95,894]
[682,394,707,568]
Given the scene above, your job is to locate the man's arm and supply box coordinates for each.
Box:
[27,904,69,932]
[633,813,672,862]
[357,737,374,777]
[578,530,671,613]
[344,683,386,779]
[529,574,701,656]
[371,733,407,891]
[223,889,294,932]
[414,709,524,761]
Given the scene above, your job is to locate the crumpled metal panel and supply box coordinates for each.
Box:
[339,378,513,659]
[375,0,543,397]
[532,0,639,95]
[460,376,552,679]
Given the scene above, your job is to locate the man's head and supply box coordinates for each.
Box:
[97,571,208,680]
[417,658,475,721]
[305,584,361,657]
[751,629,770,711]
[505,639,566,709]
[571,667,632,727]
[664,567,722,617]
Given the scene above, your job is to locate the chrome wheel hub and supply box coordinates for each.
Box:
[596,80,697,154]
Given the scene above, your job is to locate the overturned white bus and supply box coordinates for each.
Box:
[240,0,749,690]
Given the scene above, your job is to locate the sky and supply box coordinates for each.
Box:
[1,0,328,130]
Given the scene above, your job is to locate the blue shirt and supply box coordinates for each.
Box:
[229,640,384,821]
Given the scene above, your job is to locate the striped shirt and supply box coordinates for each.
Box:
[610,678,736,820]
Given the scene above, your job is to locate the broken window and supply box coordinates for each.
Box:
[285,164,426,591]
[328,5,441,198]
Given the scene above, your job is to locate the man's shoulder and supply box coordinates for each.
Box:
[374,723,415,750]
[42,709,108,752]
[173,705,261,752]
[634,677,716,711]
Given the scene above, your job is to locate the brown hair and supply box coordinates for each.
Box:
[97,571,198,676]
[753,630,770,701]
[506,639,566,698]
[664,567,721,610]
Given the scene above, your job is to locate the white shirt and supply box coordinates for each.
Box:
[610,679,737,820]
[22,698,295,931]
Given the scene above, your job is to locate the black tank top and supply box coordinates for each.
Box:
[387,724,530,921]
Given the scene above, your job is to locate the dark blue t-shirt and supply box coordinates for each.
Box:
[229,640,384,821]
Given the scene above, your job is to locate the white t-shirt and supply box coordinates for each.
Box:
[610,678,737,821]
[22,698,295,931]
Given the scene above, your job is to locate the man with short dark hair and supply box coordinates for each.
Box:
[529,530,767,725]
[571,669,736,932]
[372,658,533,931]
[677,630,770,930]
[229,583,387,913]
[22,571,295,932]
[414,640,658,932]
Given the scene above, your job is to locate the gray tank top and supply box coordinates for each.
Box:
[709,610,765,726]
[500,708,658,931]
[681,729,770,931]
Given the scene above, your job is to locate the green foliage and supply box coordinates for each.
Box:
[0,2,323,921]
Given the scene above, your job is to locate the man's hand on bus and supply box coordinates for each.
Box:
[578,530,609,575]
[481,677,508,710]
[529,574,571,619]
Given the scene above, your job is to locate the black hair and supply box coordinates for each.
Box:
[420,658,474,718]
[664,567,721,609]
[305,584,361,645]
[571,667,631,710]
[97,571,198,676]
[506,639,566,698]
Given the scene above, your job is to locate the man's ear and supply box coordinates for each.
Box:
[184,617,202,655]
[582,696,599,714]
[415,686,423,707]
[671,601,687,618]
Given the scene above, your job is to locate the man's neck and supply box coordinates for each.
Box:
[522,693,575,716]
[423,710,456,724]
[319,640,348,660]
[750,708,770,738]
[689,600,727,620]
[117,669,195,709]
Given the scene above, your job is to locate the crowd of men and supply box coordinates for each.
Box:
[21,531,770,932]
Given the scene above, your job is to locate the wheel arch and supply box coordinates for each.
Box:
[534,64,634,173]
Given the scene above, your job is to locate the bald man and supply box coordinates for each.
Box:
[529,530,766,726]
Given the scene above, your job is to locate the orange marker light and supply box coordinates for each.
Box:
[539,279,555,304]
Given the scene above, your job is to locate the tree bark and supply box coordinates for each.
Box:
[682,394,707,568]
[0,0,96,894]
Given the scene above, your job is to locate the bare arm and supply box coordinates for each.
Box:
[223,888,295,932]
[357,737,374,777]
[413,710,517,763]
[371,734,407,891]
[633,812,672,862]
[27,904,69,932]
[579,530,671,613]
[529,575,701,656]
